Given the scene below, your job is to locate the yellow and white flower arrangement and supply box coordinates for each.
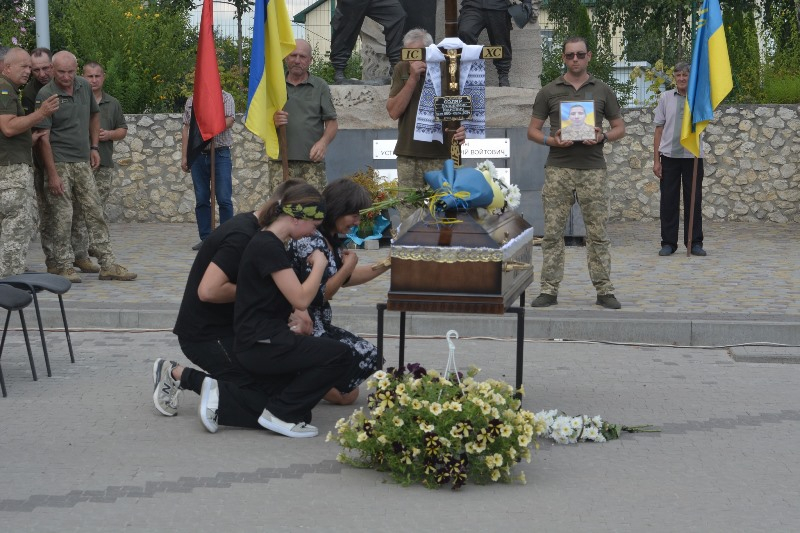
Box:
[475,160,522,215]
[329,364,536,490]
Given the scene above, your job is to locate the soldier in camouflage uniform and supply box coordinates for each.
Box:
[0,48,59,277]
[21,48,53,253]
[527,37,626,309]
[34,51,136,282]
[69,62,128,262]
[270,40,338,194]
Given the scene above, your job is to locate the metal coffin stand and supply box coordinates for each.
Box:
[376,210,534,390]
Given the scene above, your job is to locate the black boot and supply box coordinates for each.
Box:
[498,74,510,87]
[333,69,346,85]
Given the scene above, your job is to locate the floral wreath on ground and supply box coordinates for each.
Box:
[331,363,659,490]
[330,364,537,490]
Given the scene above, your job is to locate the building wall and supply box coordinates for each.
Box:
[106,104,800,225]
[303,1,333,58]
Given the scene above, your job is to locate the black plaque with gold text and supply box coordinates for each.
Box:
[433,95,472,121]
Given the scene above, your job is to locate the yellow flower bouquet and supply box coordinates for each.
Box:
[329,364,538,490]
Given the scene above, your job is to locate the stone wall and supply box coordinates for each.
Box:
[108,103,799,225]
[608,105,800,223]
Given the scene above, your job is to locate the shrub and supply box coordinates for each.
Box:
[763,68,800,103]
[310,44,362,85]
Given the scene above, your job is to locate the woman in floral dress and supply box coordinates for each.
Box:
[287,178,391,405]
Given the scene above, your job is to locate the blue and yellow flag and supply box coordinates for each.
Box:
[245,0,295,159]
[680,0,733,157]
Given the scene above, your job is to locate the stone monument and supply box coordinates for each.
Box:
[361,0,541,89]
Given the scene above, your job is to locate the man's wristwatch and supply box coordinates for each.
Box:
[600,132,608,143]
[90,145,100,151]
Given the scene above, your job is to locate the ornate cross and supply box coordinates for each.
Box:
[401,0,503,165]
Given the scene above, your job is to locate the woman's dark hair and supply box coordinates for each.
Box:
[320,177,372,239]
[258,182,323,227]
[255,178,306,226]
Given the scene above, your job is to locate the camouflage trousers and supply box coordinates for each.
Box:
[540,167,614,296]
[41,162,116,270]
[31,164,45,241]
[72,166,114,259]
[395,155,448,221]
[267,160,327,195]
[0,164,36,277]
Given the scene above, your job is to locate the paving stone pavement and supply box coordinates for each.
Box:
[18,219,800,345]
[2,219,798,531]
[1,331,799,532]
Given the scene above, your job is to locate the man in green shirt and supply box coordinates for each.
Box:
[0,48,59,277]
[387,28,465,222]
[527,36,626,309]
[34,51,136,282]
[21,48,53,253]
[270,40,338,193]
[70,61,128,262]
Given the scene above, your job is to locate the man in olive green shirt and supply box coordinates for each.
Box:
[0,48,59,277]
[70,61,128,262]
[21,48,53,248]
[34,50,136,282]
[527,37,626,310]
[270,40,338,193]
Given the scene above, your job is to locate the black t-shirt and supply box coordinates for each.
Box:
[173,212,260,341]
[234,230,294,352]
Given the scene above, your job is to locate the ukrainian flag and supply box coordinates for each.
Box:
[245,0,295,159]
[680,0,733,157]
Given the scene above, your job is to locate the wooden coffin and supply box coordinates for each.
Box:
[388,210,534,314]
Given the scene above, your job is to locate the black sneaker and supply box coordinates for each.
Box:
[191,240,203,251]
[690,244,707,256]
[530,293,558,307]
[658,245,674,256]
[596,294,621,309]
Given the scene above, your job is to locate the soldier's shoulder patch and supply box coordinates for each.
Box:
[0,90,9,95]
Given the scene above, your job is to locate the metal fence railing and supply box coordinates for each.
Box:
[188,1,317,42]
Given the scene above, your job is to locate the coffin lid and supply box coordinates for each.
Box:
[392,209,534,263]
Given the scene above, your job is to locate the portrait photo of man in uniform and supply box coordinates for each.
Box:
[559,101,596,141]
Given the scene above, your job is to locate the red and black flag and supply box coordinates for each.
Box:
[186,0,226,168]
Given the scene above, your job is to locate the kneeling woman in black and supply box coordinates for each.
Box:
[234,183,351,438]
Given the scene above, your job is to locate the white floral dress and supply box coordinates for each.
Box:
[287,231,382,392]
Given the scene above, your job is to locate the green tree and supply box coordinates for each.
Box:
[48,0,195,113]
[0,0,36,50]
[180,34,252,112]
[724,4,763,101]
[218,0,254,74]
[763,0,800,72]
[591,0,694,66]
[540,0,633,103]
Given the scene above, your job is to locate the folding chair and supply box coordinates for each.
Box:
[0,273,75,377]
[0,284,36,397]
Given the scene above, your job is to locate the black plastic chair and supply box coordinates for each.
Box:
[0,284,37,397]
[0,273,75,377]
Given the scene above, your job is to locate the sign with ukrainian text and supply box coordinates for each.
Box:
[434,95,473,121]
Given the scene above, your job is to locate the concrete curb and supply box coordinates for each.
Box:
[25,304,800,348]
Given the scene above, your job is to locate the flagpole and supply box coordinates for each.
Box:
[686,157,699,257]
[279,124,289,181]
[210,138,217,230]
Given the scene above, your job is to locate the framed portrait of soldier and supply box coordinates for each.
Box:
[560,100,596,141]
